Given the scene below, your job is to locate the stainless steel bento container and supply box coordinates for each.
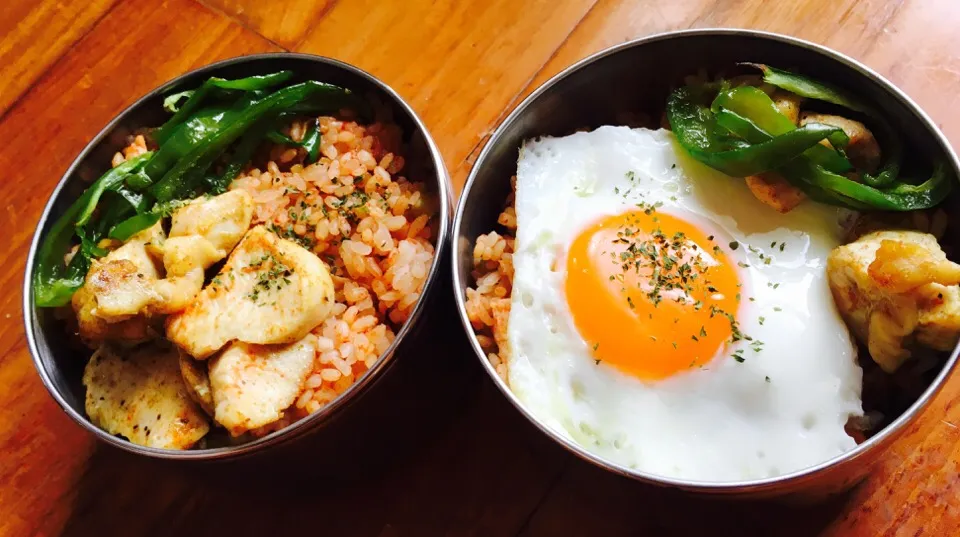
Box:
[452,29,960,499]
[24,53,463,463]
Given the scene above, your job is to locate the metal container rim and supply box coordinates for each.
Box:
[23,52,453,461]
[451,27,960,492]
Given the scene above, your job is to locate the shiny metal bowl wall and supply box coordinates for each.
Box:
[24,53,455,461]
[452,29,960,499]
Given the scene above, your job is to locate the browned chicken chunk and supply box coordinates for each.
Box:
[71,191,254,348]
[167,225,336,359]
[827,230,960,372]
[83,343,210,449]
[179,352,214,416]
[772,89,803,126]
[208,337,316,436]
[800,112,882,173]
[72,223,165,348]
[745,172,806,214]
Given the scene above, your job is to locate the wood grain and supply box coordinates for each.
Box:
[199,0,334,48]
[2,0,960,535]
[0,0,277,535]
[0,0,117,118]
[294,0,598,191]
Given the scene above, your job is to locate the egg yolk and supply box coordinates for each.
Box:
[565,207,742,381]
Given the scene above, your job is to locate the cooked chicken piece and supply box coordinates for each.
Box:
[167,225,335,359]
[772,89,803,125]
[827,230,960,372]
[151,190,255,314]
[169,189,255,255]
[800,112,882,173]
[72,223,166,348]
[72,191,254,347]
[81,222,165,321]
[71,290,157,349]
[208,336,316,436]
[745,172,806,213]
[915,284,960,351]
[74,190,254,336]
[83,343,209,449]
[179,352,214,416]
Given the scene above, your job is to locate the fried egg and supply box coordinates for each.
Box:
[507,126,863,482]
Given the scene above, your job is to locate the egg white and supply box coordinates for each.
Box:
[507,126,863,482]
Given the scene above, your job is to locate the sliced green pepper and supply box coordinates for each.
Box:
[301,119,321,164]
[668,86,845,177]
[732,110,949,211]
[73,153,153,226]
[36,246,91,308]
[92,188,148,239]
[35,73,360,308]
[109,213,162,241]
[34,152,152,307]
[786,159,950,211]
[745,63,902,188]
[150,81,349,202]
[210,118,274,194]
[714,107,851,173]
[153,71,294,145]
[668,68,951,212]
[137,105,234,190]
[743,63,870,114]
[712,86,852,171]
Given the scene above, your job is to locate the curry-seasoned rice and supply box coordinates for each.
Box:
[465,177,517,381]
[225,116,436,428]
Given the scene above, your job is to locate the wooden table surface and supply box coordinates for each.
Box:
[3,0,960,535]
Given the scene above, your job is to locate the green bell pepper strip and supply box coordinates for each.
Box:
[92,189,148,239]
[714,107,852,173]
[36,245,91,308]
[712,86,852,171]
[725,106,948,211]
[788,159,950,211]
[691,123,843,177]
[73,153,153,227]
[35,227,110,307]
[33,152,151,307]
[744,63,902,188]
[671,82,948,211]
[743,63,870,114]
[109,213,162,241]
[133,105,234,191]
[140,90,272,192]
[668,86,845,177]
[778,163,872,210]
[301,119,321,164]
[210,118,275,194]
[150,81,350,202]
[153,71,294,145]
[859,140,901,188]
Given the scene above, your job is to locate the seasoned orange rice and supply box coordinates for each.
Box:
[465,177,517,381]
